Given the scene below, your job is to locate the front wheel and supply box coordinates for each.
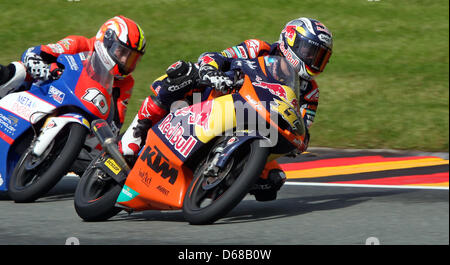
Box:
[183,139,269,225]
[8,123,88,203]
[74,152,123,221]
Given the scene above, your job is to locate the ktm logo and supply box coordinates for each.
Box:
[140,145,178,185]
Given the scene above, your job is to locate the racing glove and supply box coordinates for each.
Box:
[165,60,200,92]
[24,52,52,81]
[199,64,234,93]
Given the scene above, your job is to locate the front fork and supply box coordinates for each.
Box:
[203,133,271,177]
[32,113,90,156]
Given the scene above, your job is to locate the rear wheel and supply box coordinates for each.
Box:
[183,139,269,225]
[74,152,122,221]
[8,123,88,203]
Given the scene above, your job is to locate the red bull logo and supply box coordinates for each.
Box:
[167,61,182,71]
[253,81,287,100]
[200,55,214,65]
[158,114,198,158]
[282,25,297,43]
[279,42,300,69]
[174,100,213,130]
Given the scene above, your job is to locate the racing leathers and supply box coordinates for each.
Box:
[199,39,319,139]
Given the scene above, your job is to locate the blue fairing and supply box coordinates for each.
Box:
[0,52,104,191]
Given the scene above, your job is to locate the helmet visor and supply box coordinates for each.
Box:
[109,41,143,75]
[294,36,332,72]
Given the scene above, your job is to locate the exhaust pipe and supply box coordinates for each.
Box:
[91,119,131,173]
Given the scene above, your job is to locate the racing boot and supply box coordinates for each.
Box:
[249,160,286,202]
[118,95,167,159]
[0,62,27,99]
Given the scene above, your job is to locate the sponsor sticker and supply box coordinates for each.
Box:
[48,85,66,104]
[314,21,331,35]
[158,114,198,158]
[279,42,300,69]
[245,39,260,58]
[117,185,139,203]
[174,100,213,130]
[237,46,248,59]
[79,52,86,61]
[59,38,74,50]
[47,43,64,54]
[139,169,152,187]
[304,87,319,102]
[318,34,332,46]
[225,47,237,58]
[9,94,53,123]
[167,61,182,71]
[245,95,263,111]
[282,25,298,45]
[253,80,288,99]
[200,55,214,65]
[0,113,18,136]
[140,145,179,185]
[105,158,121,175]
[65,55,79,71]
[227,137,238,145]
[243,60,257,70]
[157,185,170,196]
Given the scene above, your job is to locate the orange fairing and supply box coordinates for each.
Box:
[117,130,193,211]
[239,75,305,150]
[258,56,267,76]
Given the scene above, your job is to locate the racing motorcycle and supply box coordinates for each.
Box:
[74,55,306,225]
[0,51,118,202]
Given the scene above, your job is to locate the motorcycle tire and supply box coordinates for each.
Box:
[8,123,88,203]
[183,139,269,225]
[74,152,122,222]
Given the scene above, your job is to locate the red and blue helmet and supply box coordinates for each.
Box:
[279,18,333,80]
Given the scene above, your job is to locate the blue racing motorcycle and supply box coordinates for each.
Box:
[0,51,118,202]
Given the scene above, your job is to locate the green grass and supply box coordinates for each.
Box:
[0,0,448,151]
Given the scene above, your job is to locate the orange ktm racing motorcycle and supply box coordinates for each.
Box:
[74,55,306,225]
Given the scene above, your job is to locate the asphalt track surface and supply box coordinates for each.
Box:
[0,148,448,245]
